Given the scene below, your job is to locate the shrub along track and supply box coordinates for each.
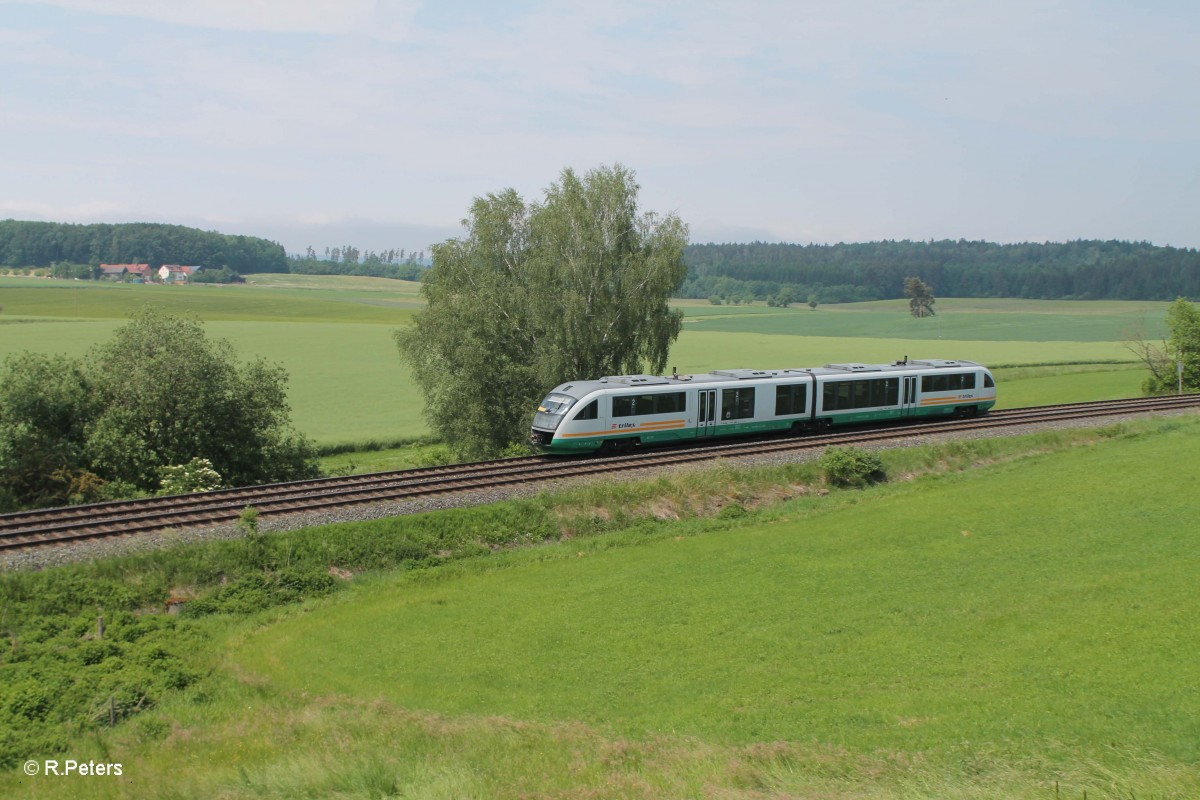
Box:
[3,395,1198,553]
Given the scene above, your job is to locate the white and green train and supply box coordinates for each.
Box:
[530,358,996,455]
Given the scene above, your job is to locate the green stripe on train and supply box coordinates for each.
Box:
[539,401,994,453]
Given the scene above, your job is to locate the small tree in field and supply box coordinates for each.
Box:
[1126,298,1200,394]
[86,308,319,490]
[904,277,936,318]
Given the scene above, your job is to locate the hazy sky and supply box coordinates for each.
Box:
[2,1,1198,255]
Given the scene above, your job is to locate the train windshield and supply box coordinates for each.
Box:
[533,393,577,431]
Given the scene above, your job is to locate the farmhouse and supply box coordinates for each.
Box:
[158,265,200,283]
[99,263,151,280]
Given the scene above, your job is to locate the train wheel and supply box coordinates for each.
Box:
[598,438,635,456]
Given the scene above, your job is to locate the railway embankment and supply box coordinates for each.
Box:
[2,413,1198,796]
[4,397,1198,571]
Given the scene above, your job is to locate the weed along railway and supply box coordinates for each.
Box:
[2,394,1198,554]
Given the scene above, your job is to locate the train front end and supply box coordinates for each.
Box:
[530,382,608,454]
[529,388,580,453]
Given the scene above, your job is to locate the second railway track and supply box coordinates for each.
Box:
[4,394,1198,553]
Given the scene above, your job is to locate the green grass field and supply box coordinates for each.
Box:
[0,277,1161,448]
[0,317,421,445]
[0,276,420,323]
[7,418,1197,798]
[237,423,1200,755]
[679,298,1169,342]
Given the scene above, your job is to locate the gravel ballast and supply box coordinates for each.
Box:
[4,408,1195,572]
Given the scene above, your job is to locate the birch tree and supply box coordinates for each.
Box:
[1127,298,1200,394]
[396,165,689,459]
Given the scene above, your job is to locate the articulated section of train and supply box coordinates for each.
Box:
[531,359,996,455]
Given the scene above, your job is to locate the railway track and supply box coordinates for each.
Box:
[3,394,1198,552]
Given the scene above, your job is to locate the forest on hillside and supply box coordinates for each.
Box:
[0,220,288,274]
[5,220,1199,302]
[682,240,1200,303]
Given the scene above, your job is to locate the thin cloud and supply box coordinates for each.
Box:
[3,0,416,35]
[1,1,1198,250]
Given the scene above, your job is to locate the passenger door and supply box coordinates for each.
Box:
[901,375,919,417]
[696,389,717,436]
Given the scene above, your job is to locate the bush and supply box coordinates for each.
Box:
[0,310,318,510]
[819,446,885,487]
[158,458,223,495]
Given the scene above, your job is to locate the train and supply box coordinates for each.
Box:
[530,358,996,455]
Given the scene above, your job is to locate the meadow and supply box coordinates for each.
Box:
[4,416,1197,799]
[239,421,1200,758]
[0,276,1162,452]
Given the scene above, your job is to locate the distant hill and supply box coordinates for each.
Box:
[8,221,1197,302]
[682,240,1200,302]
[0,219,288,274]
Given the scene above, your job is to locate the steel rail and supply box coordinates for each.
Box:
[3,394,1197,552]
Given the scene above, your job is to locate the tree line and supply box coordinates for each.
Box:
[287,245,427,281]
[682,239,1200,302]
[9,220,1198,301]
[0,219,288,274]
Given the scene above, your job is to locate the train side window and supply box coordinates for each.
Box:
[823,381,854,411]
[613,393,685,417]
[573,400,598,420]
[984,373,995,388]
[852,380,871,408]
[655,392,686,414]
[722,387,755,419]
[774,383,807,415]
[923,373,973,393]
[836,381,852,410]
[866,378,898,407]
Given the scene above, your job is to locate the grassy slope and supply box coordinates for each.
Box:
[5,418,1199,799]
[236,424,1200,758]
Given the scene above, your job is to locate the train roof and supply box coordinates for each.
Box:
[546,360,989,398]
